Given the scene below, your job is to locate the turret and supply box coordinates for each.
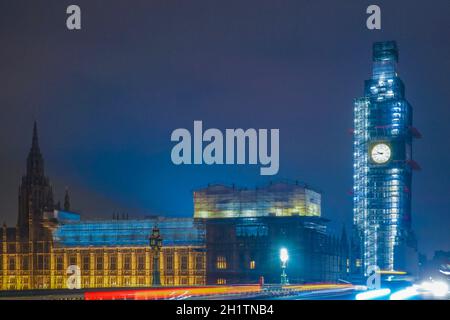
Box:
[64,188,71,211]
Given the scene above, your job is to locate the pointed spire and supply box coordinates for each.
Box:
[64,187,71,211]
[31,121,40,154]
[26,121,44,177]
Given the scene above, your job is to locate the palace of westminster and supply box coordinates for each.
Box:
[0,123,351,291]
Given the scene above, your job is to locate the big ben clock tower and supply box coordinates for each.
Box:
[353,41,420,274]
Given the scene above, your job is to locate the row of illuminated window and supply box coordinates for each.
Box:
[2,255,48,270]
[3,241,50,254]
[1,254,205,272]
[164,255,203,272]
[215,256,256,271]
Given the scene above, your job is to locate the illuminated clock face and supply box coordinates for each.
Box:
[371,143,391,164]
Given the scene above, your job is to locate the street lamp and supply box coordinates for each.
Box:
[149,225,163,286]
[280,248,289,285]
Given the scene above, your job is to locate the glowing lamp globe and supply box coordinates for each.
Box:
[280,248,289,263]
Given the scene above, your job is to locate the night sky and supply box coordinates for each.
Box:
[0,0,449,257]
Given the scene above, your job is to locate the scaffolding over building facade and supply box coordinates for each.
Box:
[353,41,419,275]
[193,181,321,219]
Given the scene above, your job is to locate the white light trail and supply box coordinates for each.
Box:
[355,288,391,300]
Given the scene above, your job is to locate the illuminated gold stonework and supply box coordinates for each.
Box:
[0,237,205,290]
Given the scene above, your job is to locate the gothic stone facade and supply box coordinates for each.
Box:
[0,123,206,290]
